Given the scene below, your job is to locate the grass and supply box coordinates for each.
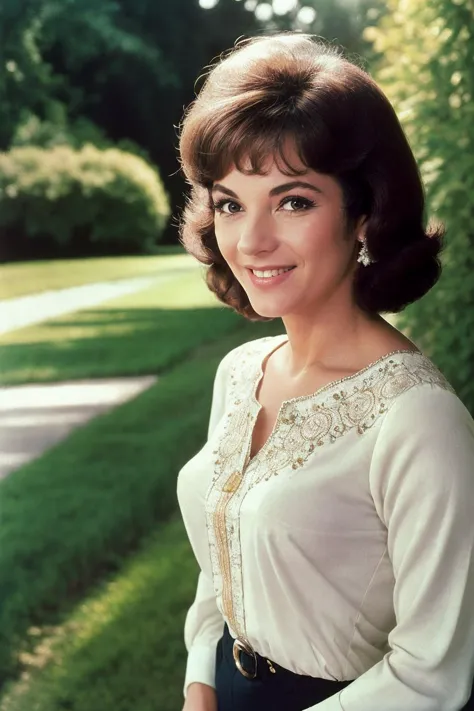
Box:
[0,515,199,711]
[0,268,249,385]
[0,247,190,301]
[0,302,282,695]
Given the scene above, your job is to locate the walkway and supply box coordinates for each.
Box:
[0,263,198,336]
[0,376,157,479]
[0,260,196,479]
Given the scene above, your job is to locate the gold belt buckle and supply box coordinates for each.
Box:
[232,637,257,679]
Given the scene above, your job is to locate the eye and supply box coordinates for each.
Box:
[280,196,316,212]
[212,199,242,215]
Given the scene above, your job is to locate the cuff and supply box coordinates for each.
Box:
[183,643,218,698]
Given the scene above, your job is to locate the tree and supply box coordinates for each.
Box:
[24,0,261,242]
[0,0,54,149]
[251,0,388,63]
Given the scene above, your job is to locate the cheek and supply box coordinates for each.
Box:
[215,227,238,263]
[294,215,347,256]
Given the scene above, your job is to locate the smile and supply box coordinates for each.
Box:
[251,267,295,278]
[247,266,296,288]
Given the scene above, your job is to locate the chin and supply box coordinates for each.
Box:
[249,301,289,319]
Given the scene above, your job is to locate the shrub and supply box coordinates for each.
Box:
[367,0,474,414]
[0,145,171,260]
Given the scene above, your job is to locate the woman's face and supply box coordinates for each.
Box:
[211,144,362,320]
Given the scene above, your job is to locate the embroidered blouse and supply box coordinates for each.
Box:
[177,334,474,710]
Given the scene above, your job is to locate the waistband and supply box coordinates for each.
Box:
[221,622,354,686]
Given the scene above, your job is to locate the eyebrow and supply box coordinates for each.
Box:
[211,180,324,198]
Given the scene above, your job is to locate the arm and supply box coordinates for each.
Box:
[181,348,237,701]
[183,681,217,711]
[182,570,223,702]
[306,386,474,711]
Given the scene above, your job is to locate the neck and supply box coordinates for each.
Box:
[280,303,385,378]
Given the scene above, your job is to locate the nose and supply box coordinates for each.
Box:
[237,211,278,256]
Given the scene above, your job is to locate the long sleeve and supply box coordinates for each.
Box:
[308,385,474,711]
[183,569,225,697]
[181,348,235,699]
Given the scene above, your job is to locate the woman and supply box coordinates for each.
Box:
[176,33,474,711]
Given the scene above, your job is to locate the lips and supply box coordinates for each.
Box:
[246,265,296,288]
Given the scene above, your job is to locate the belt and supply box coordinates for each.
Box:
[224,624,358,691]
[232,635,277,679]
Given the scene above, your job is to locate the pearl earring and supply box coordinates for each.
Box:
[357,238,374,267]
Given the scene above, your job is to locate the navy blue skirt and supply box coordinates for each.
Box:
[214,622,354,711]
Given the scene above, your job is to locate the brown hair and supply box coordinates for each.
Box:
[178,32,444,320]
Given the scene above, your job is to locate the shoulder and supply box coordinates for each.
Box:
[369,369,474,508]
[363,349,459,426]
[377,354,472,436]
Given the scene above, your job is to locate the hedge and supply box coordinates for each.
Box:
[0,145,171,260]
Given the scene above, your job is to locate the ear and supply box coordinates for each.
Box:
[355,215,368,241]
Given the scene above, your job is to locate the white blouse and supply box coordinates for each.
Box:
[177,334,474,710]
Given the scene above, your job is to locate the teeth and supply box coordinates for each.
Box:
[252,267,293,278]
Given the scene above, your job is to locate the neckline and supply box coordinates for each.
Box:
[252,334,422,408]
[246,335,423,466]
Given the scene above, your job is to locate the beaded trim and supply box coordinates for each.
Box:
[204,336,454,644]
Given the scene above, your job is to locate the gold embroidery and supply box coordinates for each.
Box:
[205,338,272,640]
[223,470,243,493]
[205,337,455,644]
[212,489,240,634]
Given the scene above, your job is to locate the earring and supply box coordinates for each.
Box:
[357,238,374,267]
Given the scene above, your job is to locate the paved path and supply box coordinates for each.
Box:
[0,376,157,479]
[0,263,198,336]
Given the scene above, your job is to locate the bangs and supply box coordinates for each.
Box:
[182,100,334,187]
[202,125,309,182]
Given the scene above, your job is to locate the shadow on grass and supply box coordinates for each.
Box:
[0,516,201,711]
[0,306,249,385]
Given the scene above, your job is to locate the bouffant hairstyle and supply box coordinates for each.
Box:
[178,32,444,321]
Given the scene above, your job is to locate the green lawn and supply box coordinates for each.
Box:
[0,247,190,300]
[0,515,199,711]
[0,268,249,385]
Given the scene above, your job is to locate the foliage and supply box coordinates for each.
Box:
[0,0,175,151]
[11,108,112,150]
[365,0,474,413]
[0,0,54,150]
[0,145,170,258]
[258,0,388,63]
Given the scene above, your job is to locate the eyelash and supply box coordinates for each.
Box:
[211,195,316,216]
